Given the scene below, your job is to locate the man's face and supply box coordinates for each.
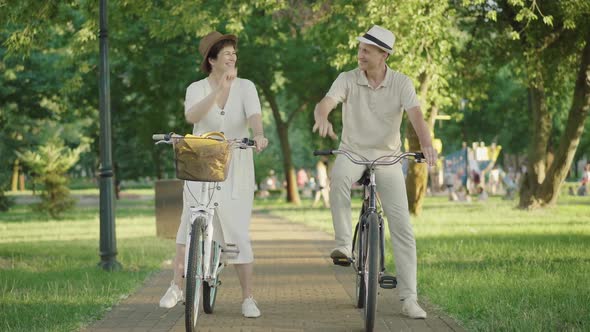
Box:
[357,42,387,71]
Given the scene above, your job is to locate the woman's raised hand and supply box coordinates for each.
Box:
[220,68,237,89]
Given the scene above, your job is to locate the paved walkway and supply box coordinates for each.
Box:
[81,214,464,332]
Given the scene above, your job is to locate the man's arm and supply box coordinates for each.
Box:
[406,106,437,166]
[312,96,339,139]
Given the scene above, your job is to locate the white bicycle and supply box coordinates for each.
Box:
[153,132,255,332]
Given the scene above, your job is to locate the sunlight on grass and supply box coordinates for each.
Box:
[0,193,175,332]
[255,195,590,331]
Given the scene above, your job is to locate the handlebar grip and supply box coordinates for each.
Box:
[313,150,333,156]
[414,152,425,162]
[152,134,169,141]
[242,138,256,146]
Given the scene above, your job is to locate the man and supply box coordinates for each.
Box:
[312,25,437,319]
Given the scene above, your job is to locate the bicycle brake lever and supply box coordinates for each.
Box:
[415,152,425,163]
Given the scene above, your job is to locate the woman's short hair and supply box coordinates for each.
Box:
[204,39,237,74]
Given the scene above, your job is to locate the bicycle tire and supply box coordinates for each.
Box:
[364,213,380,332]
[353,221,366,309]
[185,219,204,332]
[203,242,222,314]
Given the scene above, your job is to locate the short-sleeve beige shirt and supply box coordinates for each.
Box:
[326,66,420,159]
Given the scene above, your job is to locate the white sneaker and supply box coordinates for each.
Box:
[241,296,261,318]
[401,297,427,319]
[159,282,183,309]
[330,247,352,259]
[330,247,352,266]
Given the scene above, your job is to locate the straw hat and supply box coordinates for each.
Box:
[357,25,395,54]
[198,31,238,73]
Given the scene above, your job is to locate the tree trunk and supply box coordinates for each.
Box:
[518,82,551,208]
[405,123,428,215]
[519,34,590,208]
[405,73,432,215]
[260,86,301,205]
[537,36,590,205]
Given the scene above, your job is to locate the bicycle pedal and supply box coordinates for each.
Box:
[332,257,352,267]
[379,275,397,289]
[222,243,240,254]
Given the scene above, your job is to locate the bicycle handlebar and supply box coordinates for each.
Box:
[152,133,255,148]
[152,133,171,141]
[313,150,333,156]
[313,149,426,166]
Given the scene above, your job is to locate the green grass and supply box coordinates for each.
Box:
[254,195,590,331]
[0,190,175,332]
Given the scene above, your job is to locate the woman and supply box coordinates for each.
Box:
[159,31,268,318]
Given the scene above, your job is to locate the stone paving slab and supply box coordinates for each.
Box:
[81,213,464,332]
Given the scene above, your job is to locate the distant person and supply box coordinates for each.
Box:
[488,166,500,195]
[502,170,517,200]
[577,163,590,196]
[296,168,309,189]
[453,186,472,202]
[476,186,488,201]
[443,171,455,201]
[312,156,330,208]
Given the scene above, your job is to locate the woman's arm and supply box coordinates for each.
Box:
[185,70,236,123]
[247,113,268,152]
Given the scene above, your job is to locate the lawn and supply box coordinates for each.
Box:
[2,188,588,331]
[254,194,590,332]
[0,191,175,332]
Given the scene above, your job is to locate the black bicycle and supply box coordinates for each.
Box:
[314,149,425,332]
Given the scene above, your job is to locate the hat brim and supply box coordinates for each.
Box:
[200,34,238,73]
[357,36,394,54]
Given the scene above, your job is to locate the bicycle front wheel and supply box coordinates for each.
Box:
[364,213,380,332]
[203,242,222,314]
[353,221,366,309]
[185,218,204,332]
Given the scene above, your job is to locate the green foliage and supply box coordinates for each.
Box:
[17,136,89,218]
[2,0,588,208]
[0,192,15,212]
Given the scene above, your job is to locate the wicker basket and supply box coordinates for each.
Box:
[173,132,231,182]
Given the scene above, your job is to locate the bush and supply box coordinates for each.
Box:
[17,137,87,218]
[0,192,15,212]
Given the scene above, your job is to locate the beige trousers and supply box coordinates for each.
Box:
[329,154,417,300]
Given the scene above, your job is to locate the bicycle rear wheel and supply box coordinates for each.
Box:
[185,218,204,332]
[353,221,366,309]
[364,213,380,332]
[203,242,222,314]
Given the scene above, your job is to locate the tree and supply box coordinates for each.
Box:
[461,0,590,209]
[17,133,89,218]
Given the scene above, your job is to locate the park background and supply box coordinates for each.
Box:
[1,1,589,331]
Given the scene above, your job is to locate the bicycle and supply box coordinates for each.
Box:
[153,132,255,332]
[313,149,425,332]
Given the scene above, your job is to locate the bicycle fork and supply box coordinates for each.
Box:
[185,208,217,283]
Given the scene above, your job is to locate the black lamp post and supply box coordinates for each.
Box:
[98,0,121,271]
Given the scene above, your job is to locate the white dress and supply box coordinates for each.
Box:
[175,77,261,264]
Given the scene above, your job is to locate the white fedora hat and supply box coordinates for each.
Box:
[357,25,395,54]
